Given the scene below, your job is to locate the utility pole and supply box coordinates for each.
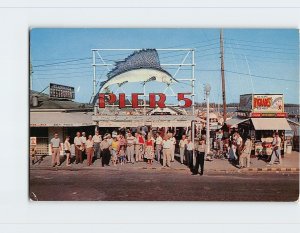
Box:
[220,29,227,122]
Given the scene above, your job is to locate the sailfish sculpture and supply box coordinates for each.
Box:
[98,49,177,93]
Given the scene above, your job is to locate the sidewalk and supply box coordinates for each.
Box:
[30,151,299,173]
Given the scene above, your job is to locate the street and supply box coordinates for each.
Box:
[29,167,299,201]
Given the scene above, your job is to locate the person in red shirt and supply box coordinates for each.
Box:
[144,134,155,164]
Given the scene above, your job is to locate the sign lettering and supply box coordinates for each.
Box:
[98,93,192,108]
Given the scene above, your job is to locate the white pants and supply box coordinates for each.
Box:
[127,145,135,163]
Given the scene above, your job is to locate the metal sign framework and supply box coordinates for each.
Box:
[91,48,195,115]
[91,48,197,150]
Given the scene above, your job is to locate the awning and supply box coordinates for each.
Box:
[251,118,291,130]
[93,114,195,128]
[225,118,250,128]
[30,111,95,127]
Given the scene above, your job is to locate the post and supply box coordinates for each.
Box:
[191,120,195,158]
[220,29,227,122]
[205,84,211,156]
[92,50,97,114]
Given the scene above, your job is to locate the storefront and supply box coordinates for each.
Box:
[30,111,95,155]
[226,94,292,157]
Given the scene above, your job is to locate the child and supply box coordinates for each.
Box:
[111,137,119,166]
[118,145,126,165]
[30,146,37,165]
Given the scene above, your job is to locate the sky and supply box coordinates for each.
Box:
[30,28,299,105]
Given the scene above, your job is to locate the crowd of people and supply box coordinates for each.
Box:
[49,128,205,176]
[47,125,283,175]
[206,126,282,168]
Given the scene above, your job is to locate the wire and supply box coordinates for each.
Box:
[225,70,299,82]
[33,66,91,72]
[224,40,296,51]
[32,57,92,67]
[224,37,298,48]
[224,45,298,55]
[32,70,93,76]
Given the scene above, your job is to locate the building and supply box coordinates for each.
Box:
[30,91,95,155]
[225,94,292,156]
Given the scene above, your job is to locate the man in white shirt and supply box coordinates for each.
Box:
[155,132,163,163]
[81,132,87,161]
[92,130,102,160]
[179,135,188,164]
[268,132,282,165]
[169,133,176,162]
[74,132,83,164]
[50,133,61,167]
[239,136,252,168]
[162,135,172,167]
[126,131,135,164]
[186,138,194,169]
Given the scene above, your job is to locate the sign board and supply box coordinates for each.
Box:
[50,83,75,100]
[239,94,284,113]
[30,137,37,146]
[253,94,284,113]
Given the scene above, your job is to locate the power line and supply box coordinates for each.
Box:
[33,70,92,76]
[224,37,297,48]
[224,40,296,51]
[225,70,299,82]
[33,66,91,72]
[32,57,92,67]
[225,45,298,55]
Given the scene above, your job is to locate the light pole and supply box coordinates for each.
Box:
[205,84,211,157]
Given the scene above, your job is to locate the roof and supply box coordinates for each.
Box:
[225,118,250,128]
[30,111,95,127]
[251,118,291,131]
[30,90,92,111]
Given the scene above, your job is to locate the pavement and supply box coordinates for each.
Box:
[30,168,299,201]
[30,151,300,173]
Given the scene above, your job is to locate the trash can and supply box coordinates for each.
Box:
[286,145,292,154]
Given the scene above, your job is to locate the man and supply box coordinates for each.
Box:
[162,135,172,168]
[92,130,102,160]
[50,133,61,167]
[100,135,111,167]
[268,132,282,166]
[186,138,194,169]
[86,135,94,166]
[239,136,252,168]
[126,132,135,164]
[155,132,163,163]
[169,133,176,162]
[134,132,144,162]
[192,138,205,175]
[236,133,243,164]
[74,132,83,164]
[179,135,188,164]
[81,132,87,161]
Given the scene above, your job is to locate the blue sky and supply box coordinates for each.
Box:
[30,28,299,104]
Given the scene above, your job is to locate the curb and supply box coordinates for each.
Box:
[30,166,299,173]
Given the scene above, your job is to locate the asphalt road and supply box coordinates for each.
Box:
[29,168,299,201]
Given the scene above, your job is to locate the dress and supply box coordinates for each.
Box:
[144,140,154,160]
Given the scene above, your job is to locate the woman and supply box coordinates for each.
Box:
[85,135,94,166]
[64,136,71,166]
[111,137,119,165]
[144,134,155,165]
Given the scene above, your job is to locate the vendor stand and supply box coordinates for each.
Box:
[226,94,292,158]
